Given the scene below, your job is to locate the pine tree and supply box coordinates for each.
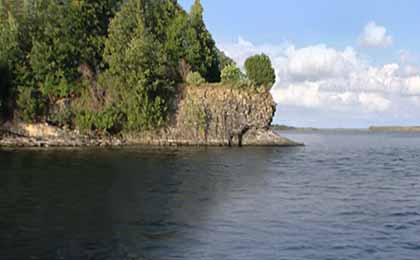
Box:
[188,0,220,82]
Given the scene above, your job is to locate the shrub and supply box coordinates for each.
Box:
[186,71,206,86]
[244,54,276,88]
[236,78,255,89]
[221,64,243,83]
[16,86,45,122]
[75,111,95,133]
[39,73,74,101]
[95,106,125,134]
[48,107,74,127]
[75,106,125,134]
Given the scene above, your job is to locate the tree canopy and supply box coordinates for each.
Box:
[244,54,276,88]
[0,0,274,134]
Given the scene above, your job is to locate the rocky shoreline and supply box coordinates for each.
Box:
[0,123,300,148]
[0,86,303,148]
[0,127,301,148]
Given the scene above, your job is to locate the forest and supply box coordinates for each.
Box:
[0,0,275,134]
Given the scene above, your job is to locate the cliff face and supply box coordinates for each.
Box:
[127,85,298,146]
[0,85,299,147]
[173,85,289,145]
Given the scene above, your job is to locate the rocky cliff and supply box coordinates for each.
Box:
[126,85,298,146]
[0,85,299,147]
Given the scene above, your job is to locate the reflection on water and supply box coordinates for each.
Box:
[1,132,420,260]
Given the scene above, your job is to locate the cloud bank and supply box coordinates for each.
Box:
[219,34,420,127]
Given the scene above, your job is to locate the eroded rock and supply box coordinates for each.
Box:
[0,85,300,147]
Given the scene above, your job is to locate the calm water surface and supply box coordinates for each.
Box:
[1,131,420,260]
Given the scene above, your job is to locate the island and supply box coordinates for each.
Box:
[0,0,299,147]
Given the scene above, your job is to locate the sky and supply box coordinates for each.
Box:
[179,0,420,128]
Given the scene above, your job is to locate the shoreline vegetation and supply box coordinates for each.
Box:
[272,124,420,133]
[0,0,298,147]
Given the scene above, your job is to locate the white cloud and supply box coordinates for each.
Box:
[399,50,420,76]
[219,37,420,125]
[285,45,359,81]
[358,21,393,48]
[406,76,420,95]
[358,93,391,112]
[272,83,322,108]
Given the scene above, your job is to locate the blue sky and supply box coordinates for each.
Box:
[179,0,420,127]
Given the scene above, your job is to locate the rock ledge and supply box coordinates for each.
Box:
[0,85,302,147]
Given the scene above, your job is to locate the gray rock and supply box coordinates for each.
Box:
[0,84,301,147]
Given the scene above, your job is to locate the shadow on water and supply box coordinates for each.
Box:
[0,146,300,260]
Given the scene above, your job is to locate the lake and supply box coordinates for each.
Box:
[1,131,420,260]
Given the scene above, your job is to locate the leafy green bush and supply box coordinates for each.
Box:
[75,111,95,133]
[75,106,125,134]
[186,71,206,86]
[123,94,167,131]
[39,73,74,100]
[235,78,256,89]
[221,64,243,83]
[16,86,45,122]
[244,54,276,88]
[48,107,74,128]
[95,106,125,134]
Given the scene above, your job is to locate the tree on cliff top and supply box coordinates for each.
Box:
[188,0,220,82]
[0,0,236,133]
[244,54,276,88]
[102,0,175,130]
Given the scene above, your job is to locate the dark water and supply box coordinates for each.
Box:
[1,132,420,260]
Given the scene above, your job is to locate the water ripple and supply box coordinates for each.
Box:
[0,132,420,259]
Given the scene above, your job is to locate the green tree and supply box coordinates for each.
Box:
[187,0,220,82]
[0,12,20,118]
[221,64,243,83]
[0,0,120,121]
[244,54,276,88]
[70,0,122,71]
[102,0,174,131]
[0,0,234,129]
[29,0,122,100]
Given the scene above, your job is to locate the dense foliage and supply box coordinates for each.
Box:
[0,0,275,134]
[186,71,206,86]
[244,54,276,88]
[221,64,244,83]
[0,13,19,118]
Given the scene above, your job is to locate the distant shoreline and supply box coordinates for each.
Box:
[271,125,420,133]
[368,126,420,133]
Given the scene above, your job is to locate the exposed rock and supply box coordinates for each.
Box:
[125,85,301,147]
[4,122,67,139]
[0,85,301,147]
[0,122,125,148]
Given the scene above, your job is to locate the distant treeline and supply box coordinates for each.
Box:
[368,126,420,132]
[272,124,420,133]
[271,125,319,131]
[0,0,276,134]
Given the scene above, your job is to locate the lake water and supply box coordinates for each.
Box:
[1,131,420,260]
